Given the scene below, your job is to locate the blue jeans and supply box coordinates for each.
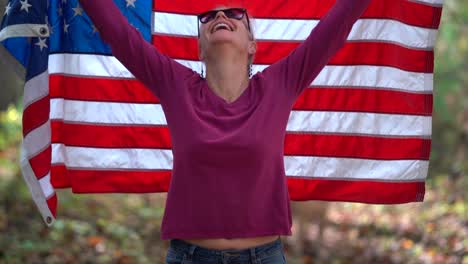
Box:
[165,237,286,264]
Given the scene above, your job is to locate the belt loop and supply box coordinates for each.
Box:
[186,244,197,261]
[249,247,257,264]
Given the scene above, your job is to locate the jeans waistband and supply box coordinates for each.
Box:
[169,237,282,260]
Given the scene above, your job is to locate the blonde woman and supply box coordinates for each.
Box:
[79,1,371,263]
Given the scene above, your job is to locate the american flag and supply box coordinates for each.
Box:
[0,0,443,226]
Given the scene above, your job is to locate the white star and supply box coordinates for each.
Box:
[91,25,98,34]
[35,38,48,51]
[126,0,137,8]
[63,21,69,33]
[58,7,63,16]
[4,2,12,16]
[72,4,83,16]
[20,0,32,13]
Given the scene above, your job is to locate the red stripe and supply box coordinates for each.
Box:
[47,193,58,217]
[287,178,425,203]
[53,169,172,193]
[49,75,432,115]
[51,121,172,149]
[51,168,425,204]
[22,95,50,136]
[294,88,433,115]
[49,75,159,103]
[284,134,431,160]
[153,35,434,73]
[153,0,442,29]
[51,165,71,188]
[29,146,52,179]
[51,122,430,160]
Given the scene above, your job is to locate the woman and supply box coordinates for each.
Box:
[79,1,371,263]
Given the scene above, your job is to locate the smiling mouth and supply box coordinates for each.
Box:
[212,22,233,33]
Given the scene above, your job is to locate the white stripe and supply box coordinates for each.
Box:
[50,99,167,125]
[153,14,438,49]
[286,111,432,136]
[175,61,433,93]
[20,145,55,226]
[49,53,134,78]
[284,156,428,181]
[23,120,51,159]
[48,54,432,93]
[51,144,173,170]
[413,0,444,6]
[39,173,54,198]
[24,70,49,108]
[0,24,49,42]
[50,144,427,181]
[50,99,430,137]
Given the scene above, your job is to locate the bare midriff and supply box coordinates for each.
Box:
[182,235,280,250]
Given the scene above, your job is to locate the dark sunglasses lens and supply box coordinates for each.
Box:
[199,8,246,23]
[225,9,245,19]
[199,11,216,23]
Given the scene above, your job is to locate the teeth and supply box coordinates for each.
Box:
[214,23,230,31]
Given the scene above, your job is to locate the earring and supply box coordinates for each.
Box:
[200,64,204,78]
[249,64,252,78]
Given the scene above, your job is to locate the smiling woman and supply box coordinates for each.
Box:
[78,0,371,263]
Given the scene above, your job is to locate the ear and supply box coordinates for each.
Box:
[248,40,257,57]
[198,42,205,61]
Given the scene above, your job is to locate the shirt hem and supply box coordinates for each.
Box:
[161,229,293,240]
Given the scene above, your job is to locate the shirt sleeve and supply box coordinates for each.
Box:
[79,0,194,101]
[262,0,371,101]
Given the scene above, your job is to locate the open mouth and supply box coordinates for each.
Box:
[212,22,233,33]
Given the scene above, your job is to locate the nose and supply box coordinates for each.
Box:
[214,10,228,21]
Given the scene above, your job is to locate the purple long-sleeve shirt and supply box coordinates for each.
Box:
[79,0,370,239]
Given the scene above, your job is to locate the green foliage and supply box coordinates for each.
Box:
[432,0,468,176]
[0,103,22,151]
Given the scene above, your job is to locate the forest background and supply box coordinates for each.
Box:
[0,1,466,263]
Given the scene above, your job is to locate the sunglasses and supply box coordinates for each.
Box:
[197,8,251,32]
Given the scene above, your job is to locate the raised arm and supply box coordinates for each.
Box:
[79,0,193,100]
[263,0,371,100]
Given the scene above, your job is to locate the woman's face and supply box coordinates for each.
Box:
[198,7,256,62]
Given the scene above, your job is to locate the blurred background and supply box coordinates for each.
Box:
[0,0,466,263]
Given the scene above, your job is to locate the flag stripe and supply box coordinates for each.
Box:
[283,156,428,180]
[49,76,432,115]
[49,99,431,136]
[23,120,51,159]
[51,169,425,204]
[153,0,442,28]
[153,36,434,73]
[50,144,428,181]
[48,54,433,93]
[283,134,431,160]
[153,15,439,49]
[51,121,172,149]
[286,111,431,136]
[23,95,50,136]
[52,168,172,192]
[51,144,174,170]
[50,122,431,160]
[39,173,55,198]
[287,178,425,203]
[29,145,51,179]
[49,75,156,103]
[293,88,432,115]
[49,165,70,188]
[24,71,49,109]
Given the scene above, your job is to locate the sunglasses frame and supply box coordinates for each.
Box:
[197,8,251,37]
